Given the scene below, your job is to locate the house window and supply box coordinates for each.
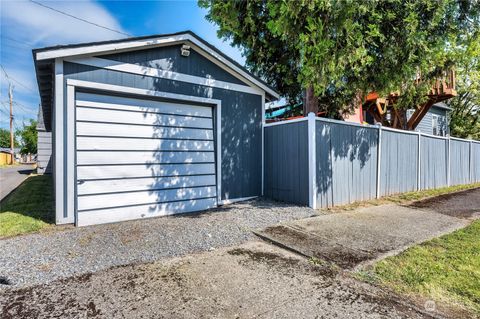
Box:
[432,115,439,136]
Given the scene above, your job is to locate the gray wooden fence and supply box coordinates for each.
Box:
[264,113,480,208]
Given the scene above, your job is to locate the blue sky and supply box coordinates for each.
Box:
[0,0,246,130]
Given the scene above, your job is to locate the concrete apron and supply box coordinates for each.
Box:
[254,204,470,270]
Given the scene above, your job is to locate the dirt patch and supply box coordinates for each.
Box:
[409,187,480,219]
[0,241,428,318]
[257,225,378,269]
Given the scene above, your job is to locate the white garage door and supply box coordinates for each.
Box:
[75,92,217,226]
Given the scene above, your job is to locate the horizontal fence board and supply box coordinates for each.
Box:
[76,136,214,151]
[77,198,217,226]
[77,163,216,180]
[78,175,216,195]
[78,186,217,211]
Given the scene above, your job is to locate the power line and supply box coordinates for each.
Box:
[29,0,131,37]
[0,65,36,93]
[1,36,32,48]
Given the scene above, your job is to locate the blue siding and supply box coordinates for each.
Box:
[380,131,418,196]
[414,106,449,136]
[264,121,309,205]
[101,45,247,86]
[64,61,263,201]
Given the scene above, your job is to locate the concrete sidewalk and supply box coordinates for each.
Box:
[0,165,34,201]
[255,203,473,269]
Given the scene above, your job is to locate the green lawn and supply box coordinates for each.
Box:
[0,174,55,238]
[328,182,480,212]
[359,220,480,316]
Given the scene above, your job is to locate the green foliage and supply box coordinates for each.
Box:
[369,220,480,315]
[200,0,480,115]
[448,31,480,139]
[18,120,37,155]
[0,174,54,237]
[0,128,17,148]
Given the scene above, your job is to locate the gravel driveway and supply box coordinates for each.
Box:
[0,199,316,288]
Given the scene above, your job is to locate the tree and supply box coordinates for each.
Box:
[199,0,480,117]
[448,31,480,139]
[0,128,18,148]
[18,120,37,155]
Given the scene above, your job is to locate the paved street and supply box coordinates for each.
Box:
[0,165,35,202]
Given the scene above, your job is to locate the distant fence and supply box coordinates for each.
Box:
[264,113,480,209]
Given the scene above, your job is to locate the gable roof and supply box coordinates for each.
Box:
[33,31,279,101]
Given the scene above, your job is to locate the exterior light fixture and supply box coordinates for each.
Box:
[181,44,190,57]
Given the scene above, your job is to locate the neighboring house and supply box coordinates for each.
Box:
[33,31,279,226]
[37,104,52,173]
[0,148,13,165]
[407,102,451,137]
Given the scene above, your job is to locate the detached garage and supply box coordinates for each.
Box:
[33,31,279,226]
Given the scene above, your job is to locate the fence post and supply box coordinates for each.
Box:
[447,136,451,187]
[469,140,473,183]
[376,124,382,199]
[417,132,421,191]
[307,112,317,209]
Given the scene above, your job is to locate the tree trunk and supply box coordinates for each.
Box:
[304,86,319,116]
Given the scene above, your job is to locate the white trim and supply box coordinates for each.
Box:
[54,59,69,224]
[35,33,280,99]
[65,80,223,224]
[316,116,377,130]
[264,117,308,127]
[66,85,75,224]
[66,79,222,106]
[261,91,265,196]
[447,137,451,187]
[64,56,263,96]
[376,126,382,198]
[469,140,473,183]
[307,113,317,209]
[419,132,449,140]
[417,131,421,191]
[450,136,472,142]
[219,196,258,205]
[380,125,421,136]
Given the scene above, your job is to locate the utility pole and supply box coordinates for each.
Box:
[9,83,14,164]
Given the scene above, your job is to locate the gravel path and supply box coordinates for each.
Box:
[0,199,316,289]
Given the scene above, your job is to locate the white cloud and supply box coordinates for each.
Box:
[1,0,128,46]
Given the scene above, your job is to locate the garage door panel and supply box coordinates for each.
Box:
[77,151,214,165]
[76,93,212,117]
[77,122,213,140]
[78,175,216,195]
[75,92,217,225]
[76,107,213,129]
[77,137,214,151]
[77,163,216,180]
[78,186,217,211]
[76,198,217,226]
